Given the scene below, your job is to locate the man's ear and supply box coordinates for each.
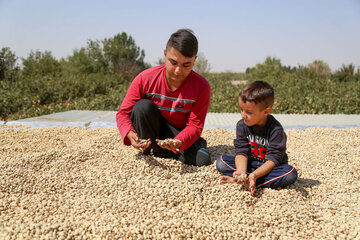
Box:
[163,49,167,57]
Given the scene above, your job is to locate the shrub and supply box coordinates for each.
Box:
[0,47,20,82]
[22,50,62,77]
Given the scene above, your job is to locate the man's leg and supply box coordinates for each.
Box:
[180,137,211,166]
[131,99,211,165]
[248,160,298,189]
[130,99,161,139]
[161,121,212,166]
[130,99,175,157]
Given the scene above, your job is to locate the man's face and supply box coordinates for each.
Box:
[239,97,270,127]
[164,47,196,84]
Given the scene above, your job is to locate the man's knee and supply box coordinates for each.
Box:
[131,99,162,126]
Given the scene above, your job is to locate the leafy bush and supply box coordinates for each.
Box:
[208,58,360,114]
[245,59,360,114]
[1,43,359,121]
[22,50,62,77]
[0,47,20,82]
[207,72,246,112]
[65,32,146,81]
[246,57,285,81]
[0,71,128,120]
[332,64,360,82]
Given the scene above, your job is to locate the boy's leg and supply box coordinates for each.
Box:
[216,155,236,176]
[216,156,298,189]
[248,160,298,189]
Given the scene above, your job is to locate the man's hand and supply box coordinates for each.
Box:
[156,138,182,152]
[127,131,151,151]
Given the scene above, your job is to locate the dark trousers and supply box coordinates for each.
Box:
[216,155,298,189]
[130,99,212,166]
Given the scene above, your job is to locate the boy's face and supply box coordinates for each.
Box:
[164,47,197,84]
[239,97,271,127]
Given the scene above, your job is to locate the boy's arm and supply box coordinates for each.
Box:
[234,155,248,183]
[235,154,248,174]
[248,160,276,195]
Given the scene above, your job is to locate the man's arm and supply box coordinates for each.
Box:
[116,74,144,146]
[174,78,211,151]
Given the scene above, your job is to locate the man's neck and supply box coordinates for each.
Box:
[165,72,185,90]
[166,80,182,90]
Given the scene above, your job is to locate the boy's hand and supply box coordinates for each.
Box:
[233,170,248,184]
[156,138,182,152]
[127,131,151,151]
[248,173,257,196]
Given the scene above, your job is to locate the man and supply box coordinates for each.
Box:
[116,29,211,166]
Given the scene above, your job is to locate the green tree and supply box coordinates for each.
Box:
[332,64,358,82]
[66,32,146,81]
[307,60,331,80]
[22,50,62,77]
[66,40,107,74]
[103,32,145,73]
[282,65,297,73]
[246,57,285,81]
[193,52,211,74]
[0,47,19,81]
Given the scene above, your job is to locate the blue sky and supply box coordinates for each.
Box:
[1,0,359,72]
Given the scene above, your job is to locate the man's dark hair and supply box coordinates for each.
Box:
[239,81,274,110]
[166,28,198,57]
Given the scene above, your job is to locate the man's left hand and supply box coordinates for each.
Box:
[156,138,182,152]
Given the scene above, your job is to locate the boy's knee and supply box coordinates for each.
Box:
[216,155,226,172]
[285,167,298,185]
[279,166,297,187]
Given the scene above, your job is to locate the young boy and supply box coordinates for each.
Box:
[216,81,297,195]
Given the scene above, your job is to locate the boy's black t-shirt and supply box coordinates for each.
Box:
[234,114,288,166]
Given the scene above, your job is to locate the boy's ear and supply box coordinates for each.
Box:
[264,106,272,116]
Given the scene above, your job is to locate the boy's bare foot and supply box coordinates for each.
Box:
[220,175,237,184]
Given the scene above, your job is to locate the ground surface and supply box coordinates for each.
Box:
[0,126,359,239]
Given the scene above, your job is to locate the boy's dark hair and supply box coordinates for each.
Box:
[166,29,198,58]
[239,81,274,110]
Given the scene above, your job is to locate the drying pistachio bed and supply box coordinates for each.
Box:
[0,126,359,240]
